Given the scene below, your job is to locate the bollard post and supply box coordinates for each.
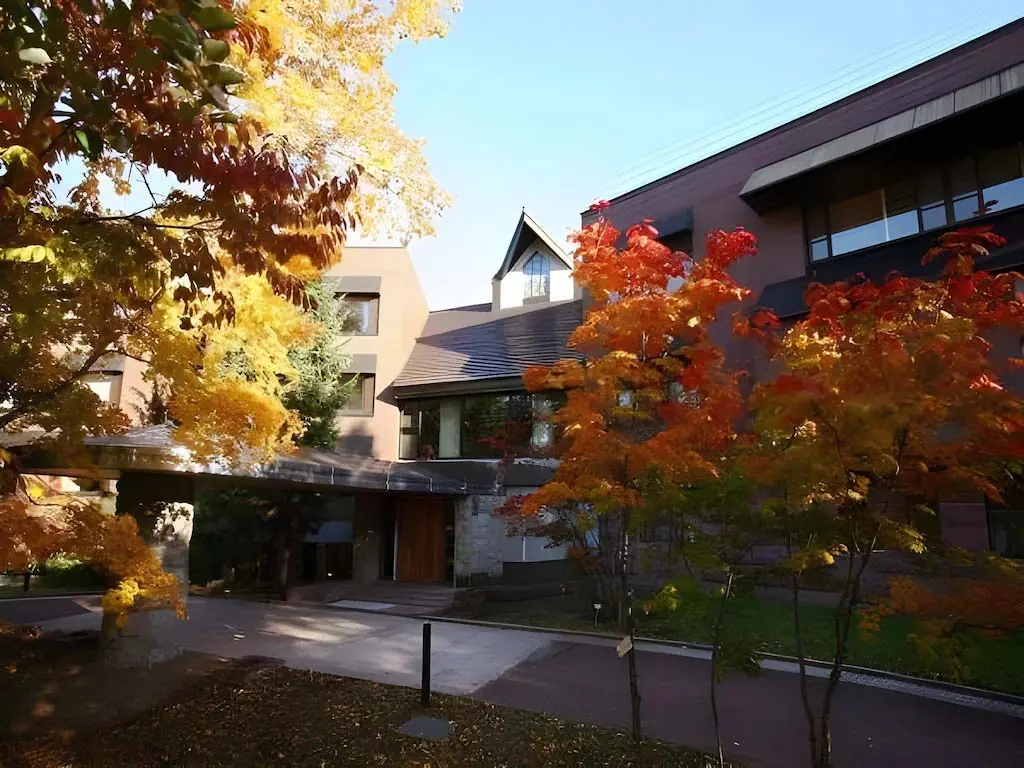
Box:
[421,621,432,708]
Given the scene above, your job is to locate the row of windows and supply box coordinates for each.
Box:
[399,392,563,460]
[806,141,1024,262]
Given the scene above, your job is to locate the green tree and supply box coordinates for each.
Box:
[284,281,357,449]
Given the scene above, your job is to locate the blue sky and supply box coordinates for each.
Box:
[386,1,1024,309]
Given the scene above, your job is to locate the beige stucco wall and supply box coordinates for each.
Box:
[323,246,429,460]
[119,356,152,424]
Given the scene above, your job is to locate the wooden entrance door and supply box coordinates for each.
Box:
[397,497,446,582]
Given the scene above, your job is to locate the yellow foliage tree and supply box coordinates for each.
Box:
[235,0,458,240]
[137,271,316,465]
[1,1,457,629]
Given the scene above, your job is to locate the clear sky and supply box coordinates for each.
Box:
[384,1,1024,310]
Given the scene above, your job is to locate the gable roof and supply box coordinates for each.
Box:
[393,299,584,396]
[492,210,572,281]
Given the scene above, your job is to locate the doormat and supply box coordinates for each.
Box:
[328,600,395,612]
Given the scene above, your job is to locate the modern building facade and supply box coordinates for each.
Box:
[72,211,582,588]
[31,20,1024,590]
[590,18,1024,556]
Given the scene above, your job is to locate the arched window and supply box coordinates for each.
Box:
[523,252,550,299]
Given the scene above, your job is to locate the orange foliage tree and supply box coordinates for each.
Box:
[510,202,759,742]
[736,227,1024,768]
[0,472,180,623]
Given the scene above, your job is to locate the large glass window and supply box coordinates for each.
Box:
[950,157,981,223]
[806,204,830,262]
[461,395,508,459]
[806,142,1024,262]
[530,393,562,452]
[916,170,948,231]
[419,401,441,458]
[398,391,564,460]
[881,179,920,241]
[979,144,1024,214]
[828,190,891,256]
[523,252,550,300]
[340,293,379,336]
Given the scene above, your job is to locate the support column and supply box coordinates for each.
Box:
[103,472,195,668]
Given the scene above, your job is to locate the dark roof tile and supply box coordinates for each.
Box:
[394,300,584,391]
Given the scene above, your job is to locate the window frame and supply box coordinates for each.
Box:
[339,292,380,337]
[802,141,1024,267]
[397,390,563,460]
[522,251,551,302]
[338,373,375,417]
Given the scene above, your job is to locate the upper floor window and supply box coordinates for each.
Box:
[339,374,375,416]
[806,141,1024,262]
[523,252,550,300]
[340,293,380,336]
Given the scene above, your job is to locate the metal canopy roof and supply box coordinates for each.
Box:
[81,425,506,495]
[740,62,1024,199]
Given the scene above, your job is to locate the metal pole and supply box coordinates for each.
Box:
[421,621,432,707]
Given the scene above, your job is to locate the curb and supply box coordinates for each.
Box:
[427,614,1024,710]
[0,590,105,601]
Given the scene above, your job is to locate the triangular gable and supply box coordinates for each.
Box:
[492,210,572,280]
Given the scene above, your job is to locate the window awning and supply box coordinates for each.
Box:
[325,275,382,293]
[740,63,1024,200]
[345,353,377,374]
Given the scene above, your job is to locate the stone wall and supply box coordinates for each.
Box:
[455,485,573,583]
[454,494,507,582]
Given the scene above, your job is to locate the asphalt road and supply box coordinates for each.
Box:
[475,640,1024,768]
[3,596,1022,768]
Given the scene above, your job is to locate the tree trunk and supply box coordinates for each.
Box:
[816,527,880,768]
[618,513,642,748]
[102,501,194,668]
[791,571,819,767]
[784,511,819,768]
[710,567,735,768]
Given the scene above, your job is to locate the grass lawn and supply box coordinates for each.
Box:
[460,593,1024,696]
[0,628,719,767]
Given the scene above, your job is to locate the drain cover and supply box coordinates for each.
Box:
[395,716,453,741]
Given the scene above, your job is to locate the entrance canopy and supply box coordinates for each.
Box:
[73,425,515,495]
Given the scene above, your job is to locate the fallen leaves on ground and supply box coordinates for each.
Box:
[2,660,718,767]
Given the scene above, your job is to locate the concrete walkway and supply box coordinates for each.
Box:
[4,595,1023,767]
[5,595,549,695]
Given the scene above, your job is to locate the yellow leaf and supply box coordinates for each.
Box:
[0,245,54,263]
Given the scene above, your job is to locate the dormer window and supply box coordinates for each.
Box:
[523,252,550,300]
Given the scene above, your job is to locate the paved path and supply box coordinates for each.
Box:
[1,595,550,695]
[3,596,1023,767]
